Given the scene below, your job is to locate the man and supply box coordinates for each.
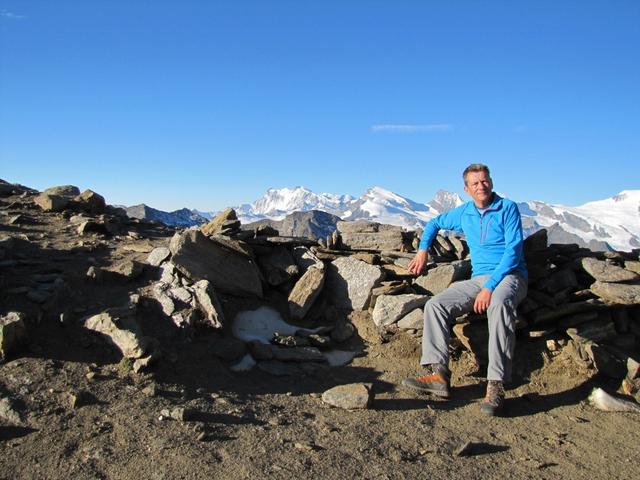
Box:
[403,163,528,416]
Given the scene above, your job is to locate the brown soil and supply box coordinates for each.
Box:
[1,193,639,480]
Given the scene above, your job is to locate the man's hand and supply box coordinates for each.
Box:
[408,249,428,275]
[474,288,492,314]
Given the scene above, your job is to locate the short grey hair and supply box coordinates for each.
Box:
[463,163,490,184]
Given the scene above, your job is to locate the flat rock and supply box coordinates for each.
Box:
[590,281,640,305]
[170,230,263,298]
[83,308,148,358]
[43,185,80,197]
[288,266,325,320]
[372,294,429,327]
[413,260,471,295]
[324,256,384,310]
[147,247,171,266]
[0,311,28,361]
[625,261,640,274]
[211,337,246,361]
[581,257,639,283]
[321,383,373,409]
[397,308,424,330]
[452,321,488,365]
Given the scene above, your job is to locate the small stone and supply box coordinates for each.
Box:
[169,407,195,422]
[321,383,373,410]
[85,372,96,381]
[455,441,475,457]
[142,384,157,397]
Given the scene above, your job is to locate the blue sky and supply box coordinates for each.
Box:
[1,1,639,212]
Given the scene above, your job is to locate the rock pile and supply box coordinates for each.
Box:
[2,178,639,389]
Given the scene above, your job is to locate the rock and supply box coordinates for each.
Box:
[625,261,640,274]
[64,390,94,409]
[153,284,176,316]
[201,208,239,236]
[584,343,626,378]
[147,247,171,266]
[169,407,195,422]
[339,229,409,251]
[292,246,324,271]
[288,266,326,320]
[0,312,28,361]
[83,308,148,358]
[211,337,246,361]
[372,294,429,327]
[324,256,384,310]
[330,321,355,343]
[111,260,145,280]
[257,247,299,286]
[192,280,225,329]
[627,357,640,380]
[413,260,471,295]
[272,346,325,362]
[142,384,157,397]
[0,396,23,424]
[34,193,68,212]
[590,281,640,305]
[169,230,263,298]
[257,360,301,376]
[77,220,108,236]
[321,383,373,409]
[86,265,104,283]
[581,257,639,283]
[452,322,488,365]
[369,282,410,308]
[75,189,106,214]
[44,185,80,197]
[169,287,192,304]
[397,308,424,330]
[566,320,617,344]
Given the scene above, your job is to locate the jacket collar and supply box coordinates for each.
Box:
[464,193,503,215]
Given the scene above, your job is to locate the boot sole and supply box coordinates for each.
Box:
[401,379,450,398]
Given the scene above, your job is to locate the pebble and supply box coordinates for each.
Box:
[321,383,373,410]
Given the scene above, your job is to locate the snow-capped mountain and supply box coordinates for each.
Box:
[235,186,462,230]
[517,190,640,251]
[235,187,353,222]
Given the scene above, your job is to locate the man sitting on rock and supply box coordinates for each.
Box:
[403,163,528,416]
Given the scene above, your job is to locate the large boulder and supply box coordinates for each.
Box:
[324,256,384,310]
[413,260,471,295]
[288,266,326,320]
[372,294,429,327]
[34,193,69,212]
[75,189,106,214]
[169,230,263,298]
[43,185,80,197]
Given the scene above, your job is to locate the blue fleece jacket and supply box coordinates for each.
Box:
[418,193,527,292]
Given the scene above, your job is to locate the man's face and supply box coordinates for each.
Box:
[464,170,493,208]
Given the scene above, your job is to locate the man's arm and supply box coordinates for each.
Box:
[409,205,465,276]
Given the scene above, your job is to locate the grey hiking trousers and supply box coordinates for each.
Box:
[420,273,528,382]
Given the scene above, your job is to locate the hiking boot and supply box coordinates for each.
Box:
[402,365,450,398]
[480,380,505,416]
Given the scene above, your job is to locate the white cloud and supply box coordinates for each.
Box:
[0,10,26,20]
[371,124,453,133]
